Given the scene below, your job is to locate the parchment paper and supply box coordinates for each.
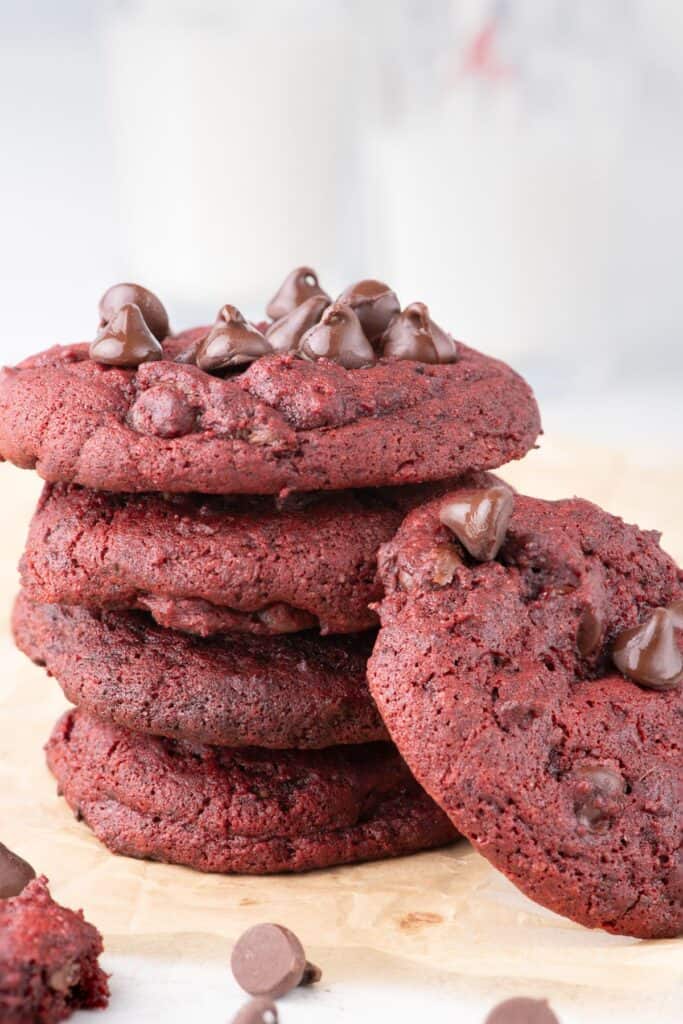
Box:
[0,441,681,1006]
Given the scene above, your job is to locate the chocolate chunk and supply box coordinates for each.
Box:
[573,765,626,831]
[439,485,513,562]
[231,923,321,999]
[98,282,169,341]
[266,267,330,321]
[337,279,400,343]
[299,302,376,369]
[195,305,272,374]
[612,608,683,691]
[90,304,163,367]
[381,302,458,364]
[174,340,201,365]
[0,841,36,898]
[265,294,330,353]
[485,997,560,1024]
[127,385,196,438]
[231,998,278,1024]
[577,605,603,657]
[668,598,683,629]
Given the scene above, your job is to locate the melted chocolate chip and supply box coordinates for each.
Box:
[612,608,683,690]
[573,765,626,831]
[128,385,196,438]
[485,997,559,1024]
[577,605,603,657]
[337,279,400,343]
[265,294,330,354]
[266,267,330,321]
[174,340,201,365]
[299,302,377,369]
[98,282,169,341]
[231,999,278,1024]
[439,485,514,562]
[0,842,36,899]
[89,304,163,367]
[231,924,321,999]
[195,305,272,374]
[381,302,458,364]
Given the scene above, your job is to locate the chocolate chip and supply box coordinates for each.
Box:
[337,279,400,343]
[195,305,272,374]
[231,999,278,1024]
[89,304,163,367]
[98,282,169,341]
[0,842,36,898]
[439,485,514,562]
[577,605,603,657]
[612,607,683,691]
[299,302,377,369]
[128,385,196,438]
[174,340,201,365]
[231,923,321,999]
[573,765,626,831]
[668,598,683,629]
[484,997,560,1024]
[265,294,330,354]
[381,302,458,364]
[266,267,330,321]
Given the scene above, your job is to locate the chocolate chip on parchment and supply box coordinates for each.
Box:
[0,841,36,899]
[484,996,560,1024]
[231,998,279,1024]
[231,923,321,999]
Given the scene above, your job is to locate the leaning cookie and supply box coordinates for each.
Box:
[20,478,480,636]
[0,875,109,1023]
[0,274,540,495]
[46,710,458,875]
[13,594,386,749]
[368,482,682,938]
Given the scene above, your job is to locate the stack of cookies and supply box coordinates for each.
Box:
[3,267,679,940]
[6,269,540,875]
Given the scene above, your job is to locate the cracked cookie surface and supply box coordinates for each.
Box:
[20,479,467,637]
[46,709,458,874]
[368,487,682,937]
[0,329,540,494]
[14,593,386,749]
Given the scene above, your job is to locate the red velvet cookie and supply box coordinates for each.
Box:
[13,593,386,749]
[368,484,682,938]
[20,479,469,636]
[46,710,458,875]
[0,876,109,1023]
[0,330,539,495]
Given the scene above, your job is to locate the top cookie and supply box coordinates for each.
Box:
[0,273,540,495]
[368,482,682,938]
